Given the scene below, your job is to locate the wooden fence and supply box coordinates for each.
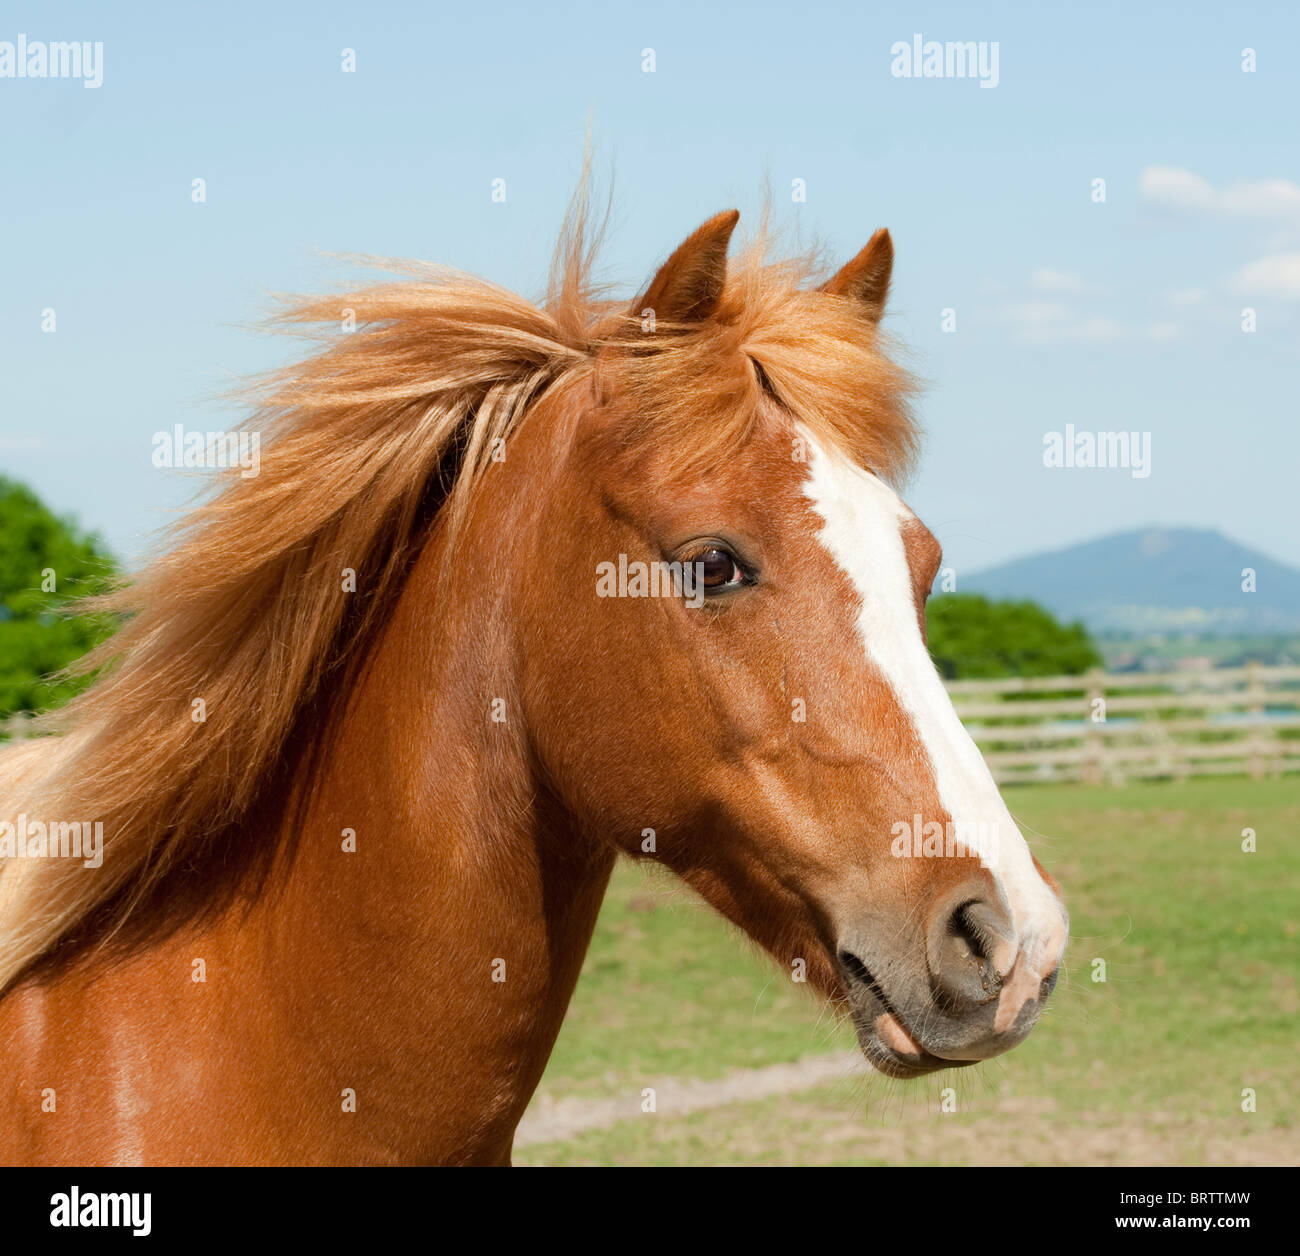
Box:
[948,662,1300,786]
[2,663,1299,787]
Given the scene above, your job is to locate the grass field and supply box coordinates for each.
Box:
[516,777,1300,1165]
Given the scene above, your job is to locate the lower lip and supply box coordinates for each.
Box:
[875,1011,925,1056]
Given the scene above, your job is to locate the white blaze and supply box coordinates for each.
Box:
[800,430,1066,995]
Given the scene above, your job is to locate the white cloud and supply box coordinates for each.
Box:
[1006,299,1069,323]
[1139,165,1215,210]
[1220,180,1300,218]
[1000,266,1182,344]
[1030,267,1088,294]
[1015,314,1123,343]
[1140,165,1300,220]
[1001,298,1133,343]
[1072,316,1123,342]
[1231,252,1300,298]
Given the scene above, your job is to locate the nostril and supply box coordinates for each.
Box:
[951,897,1016,973]
[949,902,992,966]
[1041,964,1061,998]
[928,893,1016,1012]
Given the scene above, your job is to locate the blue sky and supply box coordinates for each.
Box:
[1,0,1296,576]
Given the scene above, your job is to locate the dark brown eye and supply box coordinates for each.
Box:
[694,546,744,590]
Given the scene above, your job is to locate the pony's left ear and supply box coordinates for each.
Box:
[822,227,893,324]
[633,209,740,326]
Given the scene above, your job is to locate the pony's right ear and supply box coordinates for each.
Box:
[822,227,894,324]
[632,209,740,327]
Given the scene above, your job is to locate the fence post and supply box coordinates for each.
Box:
[1084,667,1105,786]
[4,713,30,742]
[1246,660,1265,780]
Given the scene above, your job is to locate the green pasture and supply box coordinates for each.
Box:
[518,776,1299,1166]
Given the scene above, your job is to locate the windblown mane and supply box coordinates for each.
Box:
[0,187,917,990]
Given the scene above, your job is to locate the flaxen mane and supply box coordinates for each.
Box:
[0,187,916,991]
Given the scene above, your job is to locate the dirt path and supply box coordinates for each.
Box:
[514,1051,866,1147]
[516,1053,1299,1165]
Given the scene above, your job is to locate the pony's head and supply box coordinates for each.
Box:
[509,211,1068,1076]
[0,203,1066,1082]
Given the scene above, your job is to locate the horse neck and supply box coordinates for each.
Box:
[263,515,614,1163]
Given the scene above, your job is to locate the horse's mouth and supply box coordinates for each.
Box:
[860,1034,978,1079]
[837,950,978,1079]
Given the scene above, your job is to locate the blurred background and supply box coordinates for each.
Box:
[1,0,1296,1164]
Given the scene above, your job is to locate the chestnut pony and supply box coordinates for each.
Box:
[0,200,1067,1165]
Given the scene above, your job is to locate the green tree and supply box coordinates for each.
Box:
[0,477,119,720]
[926,593,1101,680]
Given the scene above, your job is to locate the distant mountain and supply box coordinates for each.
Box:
[951,528,1300,635]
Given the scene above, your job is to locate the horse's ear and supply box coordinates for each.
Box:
[822,227,893,324]
[634,209,740,326]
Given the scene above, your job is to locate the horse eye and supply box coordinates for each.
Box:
[693,547,744,590]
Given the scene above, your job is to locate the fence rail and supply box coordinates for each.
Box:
[2,663,1299,787]
[949,662,1300,786]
